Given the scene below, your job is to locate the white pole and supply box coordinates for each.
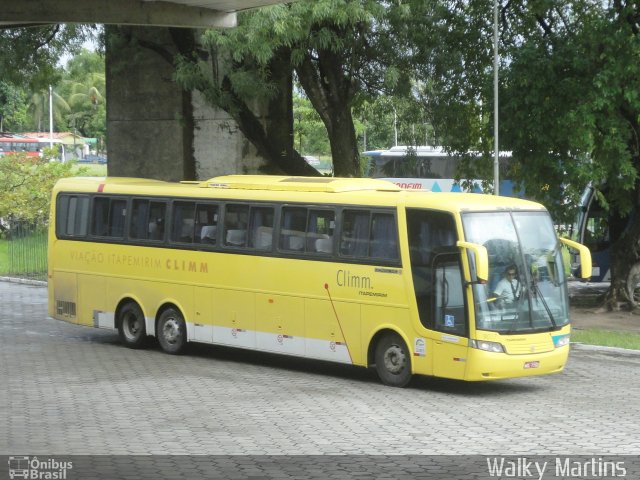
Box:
[393,108,398,147]
[49,85,54,149]
[493,0,500,195]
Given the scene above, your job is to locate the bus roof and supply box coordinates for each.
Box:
[202,175,401,193]
[53,176,545,212]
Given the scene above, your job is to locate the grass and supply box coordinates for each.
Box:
[74,163,107,176]
[0,231,48,280]
[0,239,8,276]
[572,329,640,350]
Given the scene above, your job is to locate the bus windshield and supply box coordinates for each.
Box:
[462,211,569,333]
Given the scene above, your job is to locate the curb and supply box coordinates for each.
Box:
[0,276,47,287]
[571,342,640,357]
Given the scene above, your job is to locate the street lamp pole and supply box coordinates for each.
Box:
[49,85,54,149]
[493,0,500,195]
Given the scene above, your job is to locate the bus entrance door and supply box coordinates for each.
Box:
[431,254,469,379]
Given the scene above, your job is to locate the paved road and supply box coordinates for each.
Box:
[2,281,639,458]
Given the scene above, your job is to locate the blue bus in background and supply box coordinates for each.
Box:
[362,145,520,196]
[573,184,631,282]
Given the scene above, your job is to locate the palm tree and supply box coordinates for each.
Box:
[66,73,105,111]
[27,87,70,132]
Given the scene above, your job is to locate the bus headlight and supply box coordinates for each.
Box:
[470,339,505,353]
[552,334,570,348]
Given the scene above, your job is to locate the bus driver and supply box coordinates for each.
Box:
[493,265,522,308]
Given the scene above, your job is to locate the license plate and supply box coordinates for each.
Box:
[524,361,540,369]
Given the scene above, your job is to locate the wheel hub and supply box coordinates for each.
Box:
[163,318,181,344]
[383,345,406,374]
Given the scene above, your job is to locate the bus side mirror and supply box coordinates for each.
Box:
[456,241,489,283]
[559,237,592,280]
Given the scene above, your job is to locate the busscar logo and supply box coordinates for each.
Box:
[8,456,73,480]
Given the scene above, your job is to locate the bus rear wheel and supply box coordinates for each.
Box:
[157,307,187,354]
[374,332,412,387]
[118,302,147,349]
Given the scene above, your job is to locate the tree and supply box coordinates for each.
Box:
[407,0,640,308]
[27,87,70,132]
[60,50,106,141]
[178,0,413,176]
[293,90,330,158]
[0,150,80,233]
[0,81,29,132]
[0,24,95,91]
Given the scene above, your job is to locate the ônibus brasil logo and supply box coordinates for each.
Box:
[8,456,73,480]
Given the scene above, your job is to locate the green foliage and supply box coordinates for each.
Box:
[0,27,105,150]
[27,87,70,132]
[0,151,82,224]
[0,24,95,91]
[293,91,330,156]
[407,0,640,226]
[0,81,30,131]
[182,0,416,175]
[59,50,106,143]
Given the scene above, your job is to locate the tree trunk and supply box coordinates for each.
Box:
[295,49,361,177]
[605,177,640,311]
[214,54,318,176]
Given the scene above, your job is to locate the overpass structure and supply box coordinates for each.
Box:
[0,1,285,28]
[1,0,291,181]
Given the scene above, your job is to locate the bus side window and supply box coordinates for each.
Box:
[280,207,307,252]
[307,209,335,253]
[56,194,89,237]
[340,210,370,257]
[249,206,274,250]
[224,204,249,247]
[171,201,196,243]
[339,210,398,261]
[92,197,110,236]
[370,213,398,260]
[109,200,127,237]
[92,197,126,238]
[148,202,167,240]
[195,203,219,245]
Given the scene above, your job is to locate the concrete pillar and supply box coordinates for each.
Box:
[106,25,266,182]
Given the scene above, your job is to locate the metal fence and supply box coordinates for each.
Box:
[5,222,48,281]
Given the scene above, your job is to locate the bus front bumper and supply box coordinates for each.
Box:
[463,345,570,381]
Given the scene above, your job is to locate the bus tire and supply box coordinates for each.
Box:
[374,332,412,387]
[157,307,187,355]
[118,302,147,349]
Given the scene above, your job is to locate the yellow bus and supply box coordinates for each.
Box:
[48,175,591,387]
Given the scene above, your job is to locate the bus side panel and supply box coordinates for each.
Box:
[211,289,256,349]
[304,299,353,364]
[51,271,78,324]
[255,293,305,355]
[77,274,108,328]
[193,286,214,343]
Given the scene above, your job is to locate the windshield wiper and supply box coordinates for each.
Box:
[530,276,557,329]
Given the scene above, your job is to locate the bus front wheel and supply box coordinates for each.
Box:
[374,333,412,387]
[157,307,187,354]
[118,302,147,349]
